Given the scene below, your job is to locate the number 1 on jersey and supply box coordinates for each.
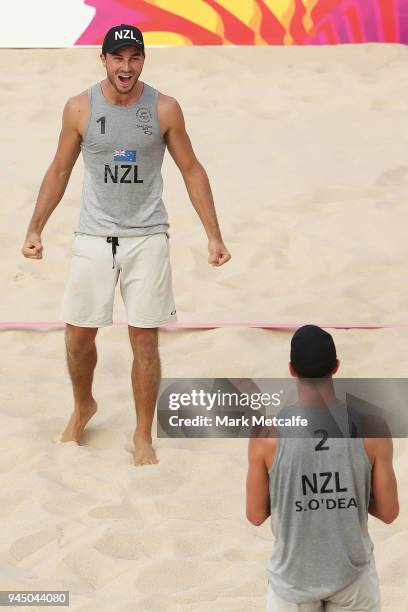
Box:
[96,116,106,134]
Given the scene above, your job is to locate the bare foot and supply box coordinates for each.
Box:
[133,434,158,466]
[60,399,98,444]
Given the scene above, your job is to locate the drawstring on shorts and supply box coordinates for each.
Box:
[106,236,119,269]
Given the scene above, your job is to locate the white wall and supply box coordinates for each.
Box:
[0,0,95,47]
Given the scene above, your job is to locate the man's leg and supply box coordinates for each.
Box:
[128,326,160,466]
[61,323,98,443]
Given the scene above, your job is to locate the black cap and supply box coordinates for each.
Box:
[102,24,145,55]
[290,325,337,378]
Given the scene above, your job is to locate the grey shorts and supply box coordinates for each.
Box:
[267,559,381,611]
[60,232,177,328]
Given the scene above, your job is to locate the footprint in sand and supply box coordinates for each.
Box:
[93,532,148,561]
[43,494,92,517]
[136,558,218,595]
[61,547,126,591]
[9,528,57,562]
[375,165,408,188]
[79,428,126,450]
[172,530,223,557]
[132,473,184,497]
[89,499,141,521]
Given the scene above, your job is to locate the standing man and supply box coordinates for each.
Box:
[246,325,399,611]
[21,24,231,466]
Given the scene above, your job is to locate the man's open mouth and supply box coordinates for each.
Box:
[118,75,132,84]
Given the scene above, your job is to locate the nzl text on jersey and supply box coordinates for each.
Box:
[105,149,143,184]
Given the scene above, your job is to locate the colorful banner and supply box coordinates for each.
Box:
[0,1,407,47]
[76,0,408,46]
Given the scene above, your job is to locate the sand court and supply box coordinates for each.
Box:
[2,45,408,324]
[0,327,407,610]
[1,42,407,610]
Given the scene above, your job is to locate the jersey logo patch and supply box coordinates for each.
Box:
[136,107,151,123]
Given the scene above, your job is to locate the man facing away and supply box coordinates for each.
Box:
[246,325,399,611]
[21,24,231,466]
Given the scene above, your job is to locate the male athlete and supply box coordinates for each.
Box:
[21,24,231,466]
[246,325,399,611]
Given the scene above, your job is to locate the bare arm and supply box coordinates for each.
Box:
[366,437,399,524]
[158,95,231,267]
[22,96,83,259]
[246,437,272,526]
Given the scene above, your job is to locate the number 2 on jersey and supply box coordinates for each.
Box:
[314,429,330,451]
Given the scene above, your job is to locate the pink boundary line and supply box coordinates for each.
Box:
[0,322,407,330]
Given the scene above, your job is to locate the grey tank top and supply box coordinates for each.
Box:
[76,81,168,237]
[267,405,373,604]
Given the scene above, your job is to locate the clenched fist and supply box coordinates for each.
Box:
[208,238,231,267]
[21,233,43,259]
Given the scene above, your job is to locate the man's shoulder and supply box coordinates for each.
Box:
[363,434,393,465]
[249,435,277,454]
[157,92,181,113]
[249,436,277,472]
[65,90,89,113]
[156,92,184,134]
[62,90,90,134]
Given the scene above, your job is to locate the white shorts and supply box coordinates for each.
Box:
[60,232,177,328]
[267,560,381,612]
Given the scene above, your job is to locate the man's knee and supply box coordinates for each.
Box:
[128,326,158,361]
[65,323,98,357]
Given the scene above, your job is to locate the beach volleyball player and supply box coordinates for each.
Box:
[21,24,231,465]
[246,326,399,611]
